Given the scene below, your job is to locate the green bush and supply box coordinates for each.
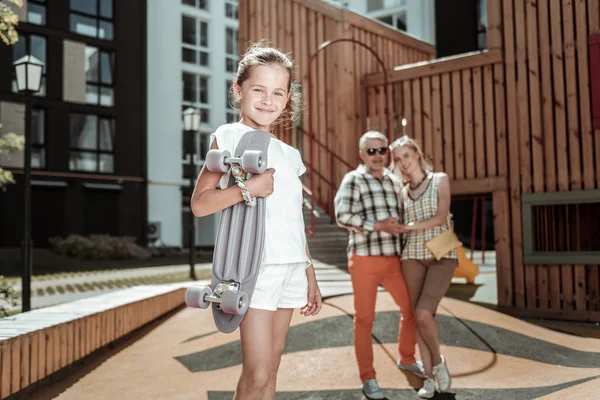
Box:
[49,234,151,260]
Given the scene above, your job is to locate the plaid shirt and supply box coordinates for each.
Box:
[401,172,457,260]
[334,165,403,259]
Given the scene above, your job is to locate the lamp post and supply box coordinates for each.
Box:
[13,55,44,313]
[183,107,200,280]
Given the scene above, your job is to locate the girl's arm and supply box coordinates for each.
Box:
[301,237,322,316]
[191,140,274,217]
[404,173,451,232]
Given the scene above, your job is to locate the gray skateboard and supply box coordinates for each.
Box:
[185,130,271,333]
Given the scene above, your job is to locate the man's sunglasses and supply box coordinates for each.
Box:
[366,147,388,156]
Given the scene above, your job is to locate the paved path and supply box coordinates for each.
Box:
[26,260,600,400]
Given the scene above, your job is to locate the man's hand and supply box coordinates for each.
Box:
[374,217,406,234]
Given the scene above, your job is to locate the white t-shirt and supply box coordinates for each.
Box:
[210,123,309,267]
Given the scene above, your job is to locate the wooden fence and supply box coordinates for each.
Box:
[363,0,600,321]
[239,0,435,212]
[0,286,185,399]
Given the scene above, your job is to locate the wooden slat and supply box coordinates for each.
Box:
[20,335,29,390]
[10,338,19,395]
[575,264,587,311]
[441,73,453,178]
[494,62,507,177]
[431,75,443,172]
[588,266,600,311]
[462,69,475,179]
[402,80,412,135]
[538,0,556,192]
[590,0,600,188]
[493,190,513,307]
[483,65,497,177]
[575,0,595,190]
[563,0,582,191]
[451,177,508,195]
[486,0,503,50]
[527,0,544,193]
[363,50,502,87]
[472,67,485,178]
[290,0,343,22]
[504,0,526,308]
[1,342,9,398]
[451,71,464,180]
[550,0,569,191]
[422,77,433,164]
[29,332,38,384]
[412,79,423,147]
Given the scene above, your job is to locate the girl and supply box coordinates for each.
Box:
[191,43,322,400]
[389,136,455,399]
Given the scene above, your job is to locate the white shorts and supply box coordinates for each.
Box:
[249,262,308,311]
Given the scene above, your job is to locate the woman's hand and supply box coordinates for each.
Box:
[301,268,322,316]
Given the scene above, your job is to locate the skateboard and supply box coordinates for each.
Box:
[185,130,271,333]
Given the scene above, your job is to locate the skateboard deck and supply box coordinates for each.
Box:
[185,130,271,333]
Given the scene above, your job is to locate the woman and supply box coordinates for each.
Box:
[389,136,455,399]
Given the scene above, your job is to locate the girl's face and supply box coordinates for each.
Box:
[234,64,290,131]
[392,144,421,175]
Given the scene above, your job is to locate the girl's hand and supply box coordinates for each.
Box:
[301,275,322,316]
[245,168,275,197]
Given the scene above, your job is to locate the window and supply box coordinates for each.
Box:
[182,131,210,181]
[182,0,207,10]
[12,34,46,97]
[70,0,114,40]
[226,80,238,123]
[225,0,238,19]
[27,0,46,25]
[69,114,115,173]
[367,0,405,12]
[31,109,46,169]
[182,72,210,123]
[377,13,406,31]
[84,46,115,107]
[522,190,600,264]
[225,27,238,73]
[477,0,487,50]
[182,16,209,66]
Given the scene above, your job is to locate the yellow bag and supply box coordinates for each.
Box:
[425,229,462,261]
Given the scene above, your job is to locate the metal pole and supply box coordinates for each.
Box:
[188,129,197,280]
[21,90,33,312]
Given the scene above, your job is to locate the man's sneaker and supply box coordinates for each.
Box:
[417,378,436,399]
[397,360,425,379]
[433,355,451,392]
[361,379,384,400]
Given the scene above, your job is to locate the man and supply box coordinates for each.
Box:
[334,131,424,400]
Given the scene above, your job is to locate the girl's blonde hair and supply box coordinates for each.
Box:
[229,41,302,128]
[388,135,433,183]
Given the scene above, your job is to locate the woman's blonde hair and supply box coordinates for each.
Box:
[388,135,433,183]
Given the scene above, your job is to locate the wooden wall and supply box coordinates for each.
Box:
[363,0,600,321]
[239,0,435,212]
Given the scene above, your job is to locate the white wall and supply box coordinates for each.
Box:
[147,1,238,247]
[147,1,183,247]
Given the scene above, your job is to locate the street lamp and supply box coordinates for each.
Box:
[13,55,44,313]
[183,107,200,280]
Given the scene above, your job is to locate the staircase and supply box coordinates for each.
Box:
[303,203,350,269]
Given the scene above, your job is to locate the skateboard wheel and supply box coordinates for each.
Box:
[185,286,212,309]
[205,150,231,172]
[241,150,267,174]
[221,290,249,315]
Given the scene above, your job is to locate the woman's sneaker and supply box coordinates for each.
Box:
[433,355,451,392]
[397,360,425,379]
[417,378,436,399]
[362,379,384,400]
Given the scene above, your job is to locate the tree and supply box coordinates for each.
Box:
[0,276,18,317]
[0,0,22,45]
[0,124,25,190]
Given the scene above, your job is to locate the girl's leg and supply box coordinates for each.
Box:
[400,260,430,374]
[234,308,275,400]
[413,259,457,367]
[263,308,294,400]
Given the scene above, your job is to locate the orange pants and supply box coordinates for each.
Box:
[348,254,417,382]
